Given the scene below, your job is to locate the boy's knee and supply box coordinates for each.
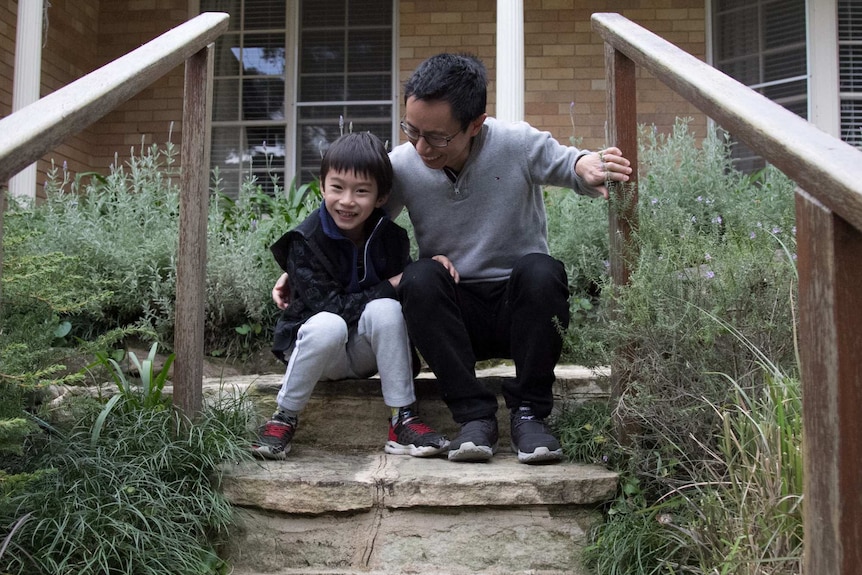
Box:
[362,298,406,331]
[297,312,349,348]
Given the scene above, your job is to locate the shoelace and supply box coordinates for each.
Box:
[400,416,436,435]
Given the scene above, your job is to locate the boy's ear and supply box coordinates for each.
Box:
[375,192,390,208]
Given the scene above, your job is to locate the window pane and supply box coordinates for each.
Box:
[838,0,862,41]
[713,0,807,171]
[214,33,242,75]
[349,0,392,26]
[302,0,346,28]
[763,47,806,82]
[840,45,862,91]
[716,8,758,61]
[243,77,285,120]
[347,74,391,100]
[719,57,759,85]
[347,30,391,73]
[301,29,346,74]
[244,0,285,29]
[202,0,242,32]
[763,0,805,49]
[213,79,241,121]
[841,99,862,145]
[241,34,285,76]
[300,76,347,102]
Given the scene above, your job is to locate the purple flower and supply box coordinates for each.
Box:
[705,271,715,279]
[712,216,722,225]
[704,253,712,261]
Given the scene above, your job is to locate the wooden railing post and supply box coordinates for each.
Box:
[604,43,639,443]
[796,188,862,575]
[174,44,215,419]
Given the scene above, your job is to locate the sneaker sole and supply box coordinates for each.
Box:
[447,441,497,462]
[385,440,450,457]
[251,444,291,460]
[512,444,563,464]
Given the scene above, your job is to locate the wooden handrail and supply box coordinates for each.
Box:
[592,12,862,232]
[0,12,230,418]
[0,12,229,184]
[593,12,862,575]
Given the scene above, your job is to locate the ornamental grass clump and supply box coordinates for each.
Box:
[0,345,256,575]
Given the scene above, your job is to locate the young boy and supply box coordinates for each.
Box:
[252,131,449,460]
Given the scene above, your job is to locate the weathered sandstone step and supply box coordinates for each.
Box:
[204,365,610,451]
[220,451,617,575]
[220,451,617,514]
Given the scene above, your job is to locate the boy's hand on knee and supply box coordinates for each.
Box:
[432,255,460,283]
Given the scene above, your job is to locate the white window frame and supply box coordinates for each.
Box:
[196,0,398,194]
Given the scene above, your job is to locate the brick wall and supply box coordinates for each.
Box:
[91,0,188,171]
[399,0,708,153]
[0,0,188,195]
[2,2,708,190]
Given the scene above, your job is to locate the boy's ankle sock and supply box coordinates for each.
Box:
[391,404,417,426]
[273,409,299,426]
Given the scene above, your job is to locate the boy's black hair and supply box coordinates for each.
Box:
[320,131,393,197]
[403,53,487,131]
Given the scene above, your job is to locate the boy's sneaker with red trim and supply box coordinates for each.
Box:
[252,413,297,460]
[385,412,449,457]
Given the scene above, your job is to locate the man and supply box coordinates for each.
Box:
[275,53,631,465]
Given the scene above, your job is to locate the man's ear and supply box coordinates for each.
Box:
[467,113,487,138]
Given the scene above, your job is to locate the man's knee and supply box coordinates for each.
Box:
[511,253,568,298]
[400,258,451,291]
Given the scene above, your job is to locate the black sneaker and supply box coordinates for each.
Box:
[385,414,449,457]
[510,406,563,464]
[252,414,297,460]
[447,417,499,462]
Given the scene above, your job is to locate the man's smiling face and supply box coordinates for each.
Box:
[403,96,485,173]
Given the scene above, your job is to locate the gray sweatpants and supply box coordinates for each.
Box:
[275,298,416,413]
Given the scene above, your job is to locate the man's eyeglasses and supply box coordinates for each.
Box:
[400,122,462,148]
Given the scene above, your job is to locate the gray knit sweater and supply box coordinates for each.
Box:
[387,116,602,283]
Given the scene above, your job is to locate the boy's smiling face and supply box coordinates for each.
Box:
[322,168,387,243]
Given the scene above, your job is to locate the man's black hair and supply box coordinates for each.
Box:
[320,131,393,198]
[403,53,487,130]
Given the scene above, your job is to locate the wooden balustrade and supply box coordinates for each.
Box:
[593,12,862,575]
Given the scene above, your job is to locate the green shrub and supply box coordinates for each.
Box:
[0,345,256,575]
[3,142,319,361]
[554,119,801,575]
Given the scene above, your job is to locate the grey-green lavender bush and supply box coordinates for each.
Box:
[556,118,800,575]
[4,141,318,359]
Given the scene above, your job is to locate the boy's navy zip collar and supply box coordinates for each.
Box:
[318,200,387,244]
[316,202,388,287]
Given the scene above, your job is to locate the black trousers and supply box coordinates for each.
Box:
[399,253,570,423]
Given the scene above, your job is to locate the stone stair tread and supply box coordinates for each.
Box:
[220,450,618,515]
[203,363,609,390]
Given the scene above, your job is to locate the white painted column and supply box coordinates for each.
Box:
[9,0,45,200]
[496,0,524,122]
[808,0,840,137]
